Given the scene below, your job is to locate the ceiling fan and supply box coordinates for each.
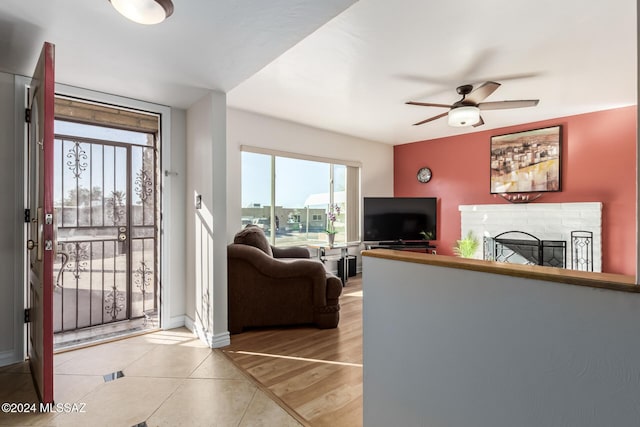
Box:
[406,81,539,127]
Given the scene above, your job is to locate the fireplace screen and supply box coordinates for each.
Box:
[484,231,566,268]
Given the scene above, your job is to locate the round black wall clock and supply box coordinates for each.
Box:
[417,167,432,183]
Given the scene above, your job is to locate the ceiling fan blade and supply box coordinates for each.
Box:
[464,81,501,104]
[473,116,485,127]
[412,111,448,126]
[395,73,454,86]
[406,101,453,109]
[478,100,539,110]
[394,48,499,87]
[469,72,542,87]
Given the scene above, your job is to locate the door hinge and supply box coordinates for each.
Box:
[24,308,31,324]
[25,108,31,123]
[24,209,31,223]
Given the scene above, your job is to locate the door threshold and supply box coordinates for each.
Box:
[54,317,159,352]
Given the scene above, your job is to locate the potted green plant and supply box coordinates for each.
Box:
[453,231,480,258]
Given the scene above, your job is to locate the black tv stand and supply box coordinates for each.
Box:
[366,241,436,253]
[378,240,426,246]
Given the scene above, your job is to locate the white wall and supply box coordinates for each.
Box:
[185,91,229,347]
[363,255,640,427]
[166,108,187,326]
[0,72,20,366]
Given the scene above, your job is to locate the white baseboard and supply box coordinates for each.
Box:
[163,314,186,330]
[211,332,230,348]
[184,316,230,348]
[184,315,195,331]
[0,349,20,368]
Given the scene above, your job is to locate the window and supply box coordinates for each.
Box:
[241,147,360,246]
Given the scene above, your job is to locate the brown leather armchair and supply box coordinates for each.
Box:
[227,226,342,334]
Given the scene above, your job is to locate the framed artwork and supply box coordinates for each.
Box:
[490,125,562,194]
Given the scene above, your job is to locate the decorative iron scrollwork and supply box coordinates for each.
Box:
[105,285,125,321]
[135,169,153,202]
[134,260,153,311]
[106,191,126,225]
[66,141,88,179]
[571,231,593,272]
[65,242,89,280]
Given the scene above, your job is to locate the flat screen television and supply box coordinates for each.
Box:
[363,197,437,242]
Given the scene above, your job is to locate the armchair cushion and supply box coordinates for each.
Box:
[233,224,273,257]
[271,245,311,259]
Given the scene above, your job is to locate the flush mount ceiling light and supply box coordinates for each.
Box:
[110,0,174,25]
[447,106,480,127]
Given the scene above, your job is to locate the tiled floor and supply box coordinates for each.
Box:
[0,328,303,427]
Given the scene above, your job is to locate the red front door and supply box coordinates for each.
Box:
[27,41,55,404]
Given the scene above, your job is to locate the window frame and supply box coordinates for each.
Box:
[240,145,361,246]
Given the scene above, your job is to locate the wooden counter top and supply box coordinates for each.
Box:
[362,249,638,293]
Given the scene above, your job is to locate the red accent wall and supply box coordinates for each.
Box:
[394,106,637,275]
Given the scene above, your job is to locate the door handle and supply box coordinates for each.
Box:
[51,210,69,288]
[55,246,69,288]
[27,209,44,261]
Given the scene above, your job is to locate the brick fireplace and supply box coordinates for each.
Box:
[459,202,602,272]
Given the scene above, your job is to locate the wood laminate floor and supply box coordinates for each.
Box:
[222,274,363,427]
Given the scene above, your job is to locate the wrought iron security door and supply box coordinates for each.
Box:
[53,130,158,333]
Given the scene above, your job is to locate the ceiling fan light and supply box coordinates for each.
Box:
[110,0,174,25]
[448,106,480,127]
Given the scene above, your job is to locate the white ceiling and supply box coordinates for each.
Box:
[228,0,637,144]
[0,0,636,145]
[0,0,356,108]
